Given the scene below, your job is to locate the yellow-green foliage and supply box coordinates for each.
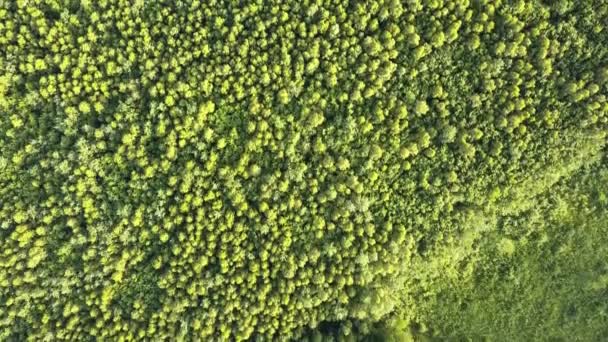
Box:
[0,0,607,341]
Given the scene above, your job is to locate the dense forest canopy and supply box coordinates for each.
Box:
[0,0,607,341]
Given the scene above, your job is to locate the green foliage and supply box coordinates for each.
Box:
[399,160,608,341]
[0,0,607,341]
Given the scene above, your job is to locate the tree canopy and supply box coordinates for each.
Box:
[0,0,607,341]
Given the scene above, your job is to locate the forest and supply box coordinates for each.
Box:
[0,0,607,341]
